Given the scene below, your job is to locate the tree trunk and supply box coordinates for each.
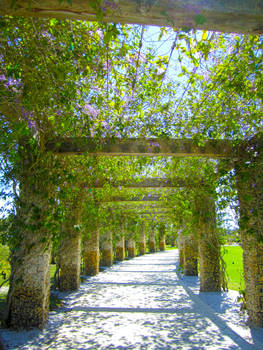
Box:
[235,134,263,326]
[83,230,100,276]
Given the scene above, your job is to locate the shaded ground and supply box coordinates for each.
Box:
[1,250,263,349]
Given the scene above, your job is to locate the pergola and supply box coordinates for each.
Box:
[1,0,263,330]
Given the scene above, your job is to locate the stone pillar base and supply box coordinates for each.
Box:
[84,250,99,276]
[242,233,263,327]
[199,234,221,292]
[128,247,136,258]
[159,238,166,251]
[100,248,113,267]
[139,242,146,255]
[184,235,198,276]
[115,246,125,261]
[149,241,156,253]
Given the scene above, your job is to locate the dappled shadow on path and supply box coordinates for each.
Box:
[1,250,261,349]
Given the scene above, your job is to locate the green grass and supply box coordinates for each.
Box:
[222,245,245,291]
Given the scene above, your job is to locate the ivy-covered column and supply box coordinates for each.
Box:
[58,195,83,291]
[183,234,198,276]
[6,147,55,329]
[127,238,136,258]
[138,222,146,255]
[178,230,184,269]
[159,223,166,251]
[100,230,113,267]
[196,189,221,292]
[149,225,156,252]
[235,134,263,326]
[83,229,100,276]
[115,236,125,261]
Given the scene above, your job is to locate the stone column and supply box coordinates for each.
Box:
[58,196,83,291]
[83,229,100,276]
[6,149,54,329]
[183,234,198,276]
[115,236,125,261]
[138,222,146,255]
[100,230,113,267]
[159,223,166,251]
[149,226,156,252]
[197,191,221,292]
[178,230,184,268]
[235,133,263,326]
[127,238,136,258]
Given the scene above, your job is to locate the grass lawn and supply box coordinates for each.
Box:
[222,245,245,291]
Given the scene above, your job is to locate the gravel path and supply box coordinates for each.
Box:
[1,250,263,349]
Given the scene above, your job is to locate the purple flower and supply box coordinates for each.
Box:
[83,104,99,117]
[0,74,6,81]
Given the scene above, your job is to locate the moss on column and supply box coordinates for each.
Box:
[196,190,221,292]
[6,149,54,329]
[139,223,146,255]
[83,230,100,276]
[178,231,184,268]
[127,238,136,258]
[159,223,166,251]
[58,197,82,292]
[149,229,156,253]
[236,133,263,326]
[183,234,198,276]
[100,230,113,267]
[115,236,125,261]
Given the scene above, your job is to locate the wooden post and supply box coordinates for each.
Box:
[235,134,263,326]
[196,191,221,292]
[83,230,100,276]
[100,230,113,267]
[138,222,146,255]
[183,234,198,276]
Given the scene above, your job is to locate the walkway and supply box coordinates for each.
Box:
[2,250,263,349]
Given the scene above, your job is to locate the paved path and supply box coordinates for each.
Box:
[2,250,263,349]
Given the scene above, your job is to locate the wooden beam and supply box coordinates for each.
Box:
[94,178,185,188]
[104,202,169,208]
[46,137,232,158]
[1,1,263,34]
[105,194,163,202]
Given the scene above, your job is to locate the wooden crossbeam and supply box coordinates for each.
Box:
[94,178,184,188]
[46,138,232,158]
[1,1,263,34]
[105,194,163,202]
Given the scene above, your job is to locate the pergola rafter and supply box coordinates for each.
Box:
[46,138,233,158]
[1,0,263,34]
